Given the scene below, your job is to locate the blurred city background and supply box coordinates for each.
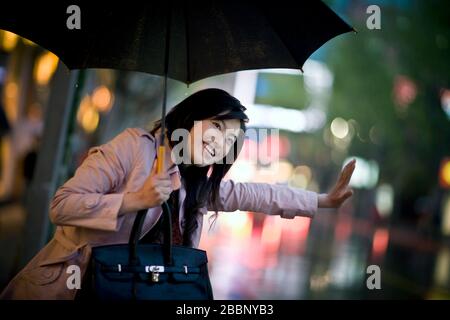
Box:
[0,0,449,299]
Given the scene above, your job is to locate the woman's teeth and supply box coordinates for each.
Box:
[204,143,215,156]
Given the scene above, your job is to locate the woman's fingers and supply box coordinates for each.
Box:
[331,188,353,207]
[157,184,173,192]
[339,160,356,187]
[325,161,357,208]
[154,177,172,187]
[151,161,172,180]
[151,169,172,187]
[155,186,173,203]
[342,188,353,200]
[344,162,356,185]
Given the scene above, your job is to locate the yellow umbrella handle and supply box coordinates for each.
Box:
[157,146,165,174]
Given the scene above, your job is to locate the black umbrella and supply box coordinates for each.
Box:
[1,1,354,265]
[0,0,354,171]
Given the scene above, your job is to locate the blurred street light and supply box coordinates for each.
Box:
[442,194,450,236]
[77,95,99,133]
[331,117,349,139]
[440,88,450,120]
[393,75,417,109]
[439,158,450,189]
[92,85,114,113]
[289,165,312,189]
[433,247,450,288]
[1,31,19,52]
[375,183,394,217]
[372,228,390,258]
[33,51,59,86]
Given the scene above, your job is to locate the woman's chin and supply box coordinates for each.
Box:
[194,163,209,167]
[192,162,211,167]
[191,155,213,167]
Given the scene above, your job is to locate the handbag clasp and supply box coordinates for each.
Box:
[151,272,160,282]
[145,265,164,283]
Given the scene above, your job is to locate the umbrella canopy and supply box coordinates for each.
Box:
[0,0,354,172]
[0,0,354,84]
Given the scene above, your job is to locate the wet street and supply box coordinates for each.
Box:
[1,200,449,300]
[199,209,450,300]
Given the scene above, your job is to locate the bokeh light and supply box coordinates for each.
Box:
[33,51,59,86]
[330,117,349,139]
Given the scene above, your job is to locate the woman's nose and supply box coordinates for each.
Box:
[211,134,222,145]
[210,135,223,151]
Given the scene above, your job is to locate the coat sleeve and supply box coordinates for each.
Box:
[208,179,318,219]
[49,128,146,231]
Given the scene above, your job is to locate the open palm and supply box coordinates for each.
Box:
[318,159,356,208]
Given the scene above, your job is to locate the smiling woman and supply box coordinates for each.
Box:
[0,88,355,300]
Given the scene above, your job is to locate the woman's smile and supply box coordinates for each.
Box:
[203,141,216,157]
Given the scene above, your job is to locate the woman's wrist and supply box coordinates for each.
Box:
[318,193,331,208]
[120,191,146,213]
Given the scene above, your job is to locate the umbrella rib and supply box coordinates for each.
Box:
[161,1,173,147]
[270,26,304,72]
[184,0,191,86]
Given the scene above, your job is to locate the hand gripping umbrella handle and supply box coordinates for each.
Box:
[128,144,173,266]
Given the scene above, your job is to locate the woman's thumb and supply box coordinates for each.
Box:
[343,189,353,199]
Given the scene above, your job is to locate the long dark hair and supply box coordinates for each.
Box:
[150,88,248,247]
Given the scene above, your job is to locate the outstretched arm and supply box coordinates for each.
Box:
[208,159,356,218]
[208,180,318,219]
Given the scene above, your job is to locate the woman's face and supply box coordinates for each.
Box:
[187,118,241,166]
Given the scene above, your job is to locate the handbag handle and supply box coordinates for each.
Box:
[128,130,174,266]
[128,202,173,266]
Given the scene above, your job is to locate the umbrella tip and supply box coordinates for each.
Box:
[300,67,304,74]
[352,27,358,34]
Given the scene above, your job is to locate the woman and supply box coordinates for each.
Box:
[1,88,355,299]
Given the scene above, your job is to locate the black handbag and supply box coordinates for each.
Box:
[90,202,214,300]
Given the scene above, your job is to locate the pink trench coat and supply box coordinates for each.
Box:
[1,127,318,300]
